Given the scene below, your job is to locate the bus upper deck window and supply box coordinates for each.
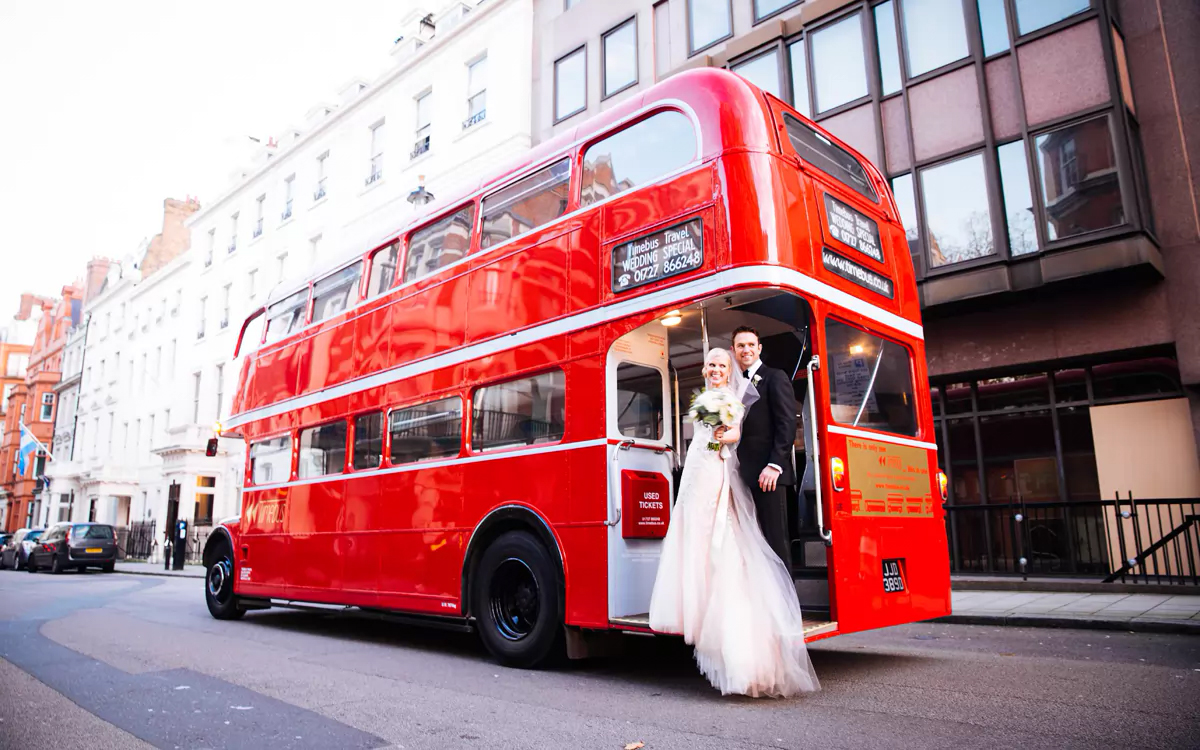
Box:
[783,114,878,203]
[403,205,476,284]
[263,289,309,345]
[311,262,363,323]
[481,159,571,248]
[367,243,400,297]
[825,319,916,436]
[581,111,696,207]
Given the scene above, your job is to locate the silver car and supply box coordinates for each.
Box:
[1,528,46,571]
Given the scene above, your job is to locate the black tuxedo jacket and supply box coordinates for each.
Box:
[736,364,798,487]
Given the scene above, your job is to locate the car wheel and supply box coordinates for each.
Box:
[205,538,245,620]
[50,554,63,575]
[27,556,38,573]
[472,530,564,669]
[102,562,115,573]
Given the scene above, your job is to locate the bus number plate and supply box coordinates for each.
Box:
[882,558,906,593]
[612,218,703,293]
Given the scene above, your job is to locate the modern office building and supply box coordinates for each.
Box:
[534,0,1200,576]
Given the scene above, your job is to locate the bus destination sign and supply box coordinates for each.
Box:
[612,218,703,293]
[824,193,882,262]
[822,248,895,299]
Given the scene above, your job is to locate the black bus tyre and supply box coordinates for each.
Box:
[205,538,246,620]
[472,530,564,669]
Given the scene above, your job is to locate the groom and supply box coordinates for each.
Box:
[732,326,797,571]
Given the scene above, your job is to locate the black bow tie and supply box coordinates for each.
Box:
[742,369,750,379]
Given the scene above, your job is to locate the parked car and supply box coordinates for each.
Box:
[27,523,117,574]
[1,528,45,571]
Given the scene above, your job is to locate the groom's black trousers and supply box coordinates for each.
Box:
[752,485,793,571]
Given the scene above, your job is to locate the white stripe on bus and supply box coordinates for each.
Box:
[245,438,608,492]
[826,425,938,451]
[225,265,923,431]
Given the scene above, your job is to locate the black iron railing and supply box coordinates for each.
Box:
[945,495,1200,585]
[122,520,157,560]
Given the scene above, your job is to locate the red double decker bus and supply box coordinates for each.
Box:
[204,68,950,667]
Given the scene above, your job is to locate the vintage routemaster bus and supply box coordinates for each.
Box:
[204,67,950,667]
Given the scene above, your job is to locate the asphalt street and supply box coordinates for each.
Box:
[1,570,1198,750]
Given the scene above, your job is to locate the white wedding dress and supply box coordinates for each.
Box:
[648,382,820,698]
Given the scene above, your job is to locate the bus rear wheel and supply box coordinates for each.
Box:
[205,539,246,621]
[472,530,563,669]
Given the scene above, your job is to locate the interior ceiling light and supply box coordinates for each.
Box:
[661,310,683,327]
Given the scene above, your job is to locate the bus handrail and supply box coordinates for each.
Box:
[807,356,832,545]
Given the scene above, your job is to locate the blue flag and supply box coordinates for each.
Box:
[16,423,38,478]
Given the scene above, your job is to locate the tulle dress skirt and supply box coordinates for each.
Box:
[649,420,820,698]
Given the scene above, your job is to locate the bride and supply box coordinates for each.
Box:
[649,347,820,698]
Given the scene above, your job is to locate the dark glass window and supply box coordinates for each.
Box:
[979,410,1058,502]
[977,0,1011,55]
[921,153,994,267]
[1034,115,1124,241]
[353,412,384,470]
[733,49,783,99]
[389,397,462,464]
[581,111,696,206]
[902,0,968,78]
[554,47,586,122]
[368,243,399,297]
[787,40,811,117]
[754,0,799,22]
[481,159,570,248]
[688,0,732,53]
[474,370,566,451]
[250,435,291,484]
[811,12,868,113]
[263,289,309,344]
[1052,369,1088,402]
[1091,358,1183,402]
[997,141,1038,256]
[616,363,664,440]
[311,262,363,323]
[944,383,973,414]
[298,421,348,478]
[825,319,916,436]
[403,205,476,283]
[874,2,902,96]
[71,524,113,540]
[784,114,877,202]
[1014,0,1090,36]
[975,374,1050,412]
[603,18,638,98]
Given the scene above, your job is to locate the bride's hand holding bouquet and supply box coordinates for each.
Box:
[689,390,744,451]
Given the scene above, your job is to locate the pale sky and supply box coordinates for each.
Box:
[0,0,417,321]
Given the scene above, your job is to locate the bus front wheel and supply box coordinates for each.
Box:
[472,530,563,668]
[205,538,246,621]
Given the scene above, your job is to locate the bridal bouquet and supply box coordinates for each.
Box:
[689,390,745,450]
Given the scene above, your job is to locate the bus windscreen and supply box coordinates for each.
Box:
[783,114,878,203]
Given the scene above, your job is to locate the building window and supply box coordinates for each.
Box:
[221,284,231,329]
[554,46,587,122]
[892,173,921,265]
[465,56,487,129]
[1034,115,1124,242]
[754,0,800,23]
[248,269,258,300]
[194,476,216,527]
[311,262,363,323]
[997,141,1037,256]
[811,12,868,113]
[309,235,321,266]
[565,0,579,8]
[481,159,571,248]
[192,372,201,423]
[39,393,54,421]
[249,435,291,484]
[874,2,902,96]
[389,397,462,464]
[277,252,288,282]
[367,121,385,184]
[1013,0,1090,36]
[653,1,671,80]
[315,152,329,200]
[7,353,28,377]
[732,48,783,99]
[403,205,476,283]
[205,229,215,268]
[254,195,265,238]
[229,213,238,252]
[602,18,638,99]
[368,243,400,297]
[352,412,384,470]
[473,370,566,451]
[581,110,696,206]
[413,91,432,158]
[921,152,994,268]
[215,363,224,419]
[197,296,206,339]
[687,0,732,55]
[282,175,294,221]
[299,420,348,478]
[977,0,1011,56]
[901,0,968,79]
[786,40,811,117]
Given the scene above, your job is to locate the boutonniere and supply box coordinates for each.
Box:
[751,374,762,387]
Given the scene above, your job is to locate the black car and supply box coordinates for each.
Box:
[27,523,117,574]
[1,528,45,571]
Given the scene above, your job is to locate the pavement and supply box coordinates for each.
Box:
[944,589,1200,634]
[115,560,205,578]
